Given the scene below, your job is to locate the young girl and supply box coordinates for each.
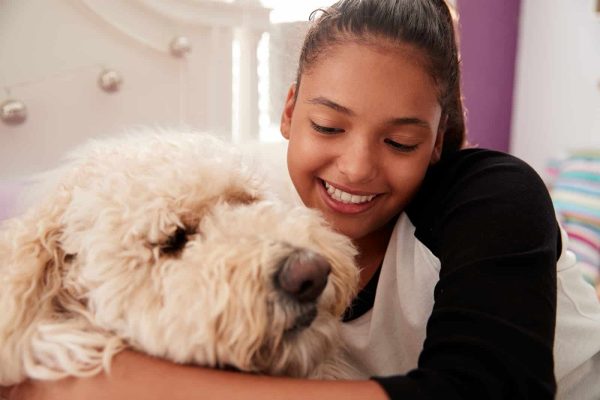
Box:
[5,0,600,399]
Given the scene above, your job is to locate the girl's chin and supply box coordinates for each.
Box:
[322,214,370,241]
[332,214,399,246]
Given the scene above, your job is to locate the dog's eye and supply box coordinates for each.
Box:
[64,254,77,263]
[160,227,190,257]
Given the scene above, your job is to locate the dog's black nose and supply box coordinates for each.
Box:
[277,249,331,303]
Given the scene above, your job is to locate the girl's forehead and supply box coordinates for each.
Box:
[302,40,434,87]
[299,41,439,104]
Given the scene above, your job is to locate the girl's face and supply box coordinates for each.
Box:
[281,42,444,243]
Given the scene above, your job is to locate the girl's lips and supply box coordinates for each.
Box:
[322,179,379,197]
[317,179,380,215]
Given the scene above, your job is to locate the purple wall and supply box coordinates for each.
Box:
[457,0,521,152]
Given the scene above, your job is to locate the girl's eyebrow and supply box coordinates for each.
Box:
[386,117,430,130]
[307,96,430,130]
[306,96,356,116]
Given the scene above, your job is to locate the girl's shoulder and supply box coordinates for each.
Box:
[409,147,549,215]
[429,148,543,188]
[406,147,560,261]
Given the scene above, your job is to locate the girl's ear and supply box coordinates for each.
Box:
[430,114,447,165]
[280,83,297,140]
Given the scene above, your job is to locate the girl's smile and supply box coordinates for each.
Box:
[318,178,381,215]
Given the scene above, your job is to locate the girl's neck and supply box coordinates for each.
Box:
[354,218,396,290]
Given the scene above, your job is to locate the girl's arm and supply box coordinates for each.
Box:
[6,350,388,400]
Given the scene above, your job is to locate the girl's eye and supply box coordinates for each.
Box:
[384,138,419,153]
[310,121,343,135]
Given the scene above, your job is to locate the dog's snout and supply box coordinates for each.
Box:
[277,249,331,303]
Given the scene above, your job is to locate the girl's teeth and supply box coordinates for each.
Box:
[324,181,376,204]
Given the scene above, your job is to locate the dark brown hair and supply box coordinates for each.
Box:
[295,0,465,157]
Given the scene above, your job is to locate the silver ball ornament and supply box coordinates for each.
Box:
[98,69,123,93]
[0,99,27,125]
[169,36,192,58]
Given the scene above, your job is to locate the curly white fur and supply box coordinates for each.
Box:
[0,131,360,385]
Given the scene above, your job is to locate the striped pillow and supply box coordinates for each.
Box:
[550,150,600,286]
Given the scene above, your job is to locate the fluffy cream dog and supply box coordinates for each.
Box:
[0,131,359,386]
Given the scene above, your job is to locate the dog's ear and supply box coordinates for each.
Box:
[0,185,72,384]
[0,184,123,385]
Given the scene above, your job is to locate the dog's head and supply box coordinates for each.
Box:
[0,131,359,383]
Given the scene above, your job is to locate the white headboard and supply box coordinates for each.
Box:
[0,0,271,179]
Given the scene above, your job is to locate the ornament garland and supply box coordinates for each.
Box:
[1,65,124,126]
[0,98,27,125]
[1,1,194,126]
[81,0,192,58]
[98,69,123,93]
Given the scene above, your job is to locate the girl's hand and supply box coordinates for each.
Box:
[0,351,388,400]
[1,376,85,400]
[0,385,14,399]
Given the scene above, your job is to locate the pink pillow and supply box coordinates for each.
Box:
[0,181,24,221]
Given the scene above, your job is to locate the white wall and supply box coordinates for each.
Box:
[0,0,269,180]
[511,0,600,178]
[268,21,308,127]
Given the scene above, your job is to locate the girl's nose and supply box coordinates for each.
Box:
[336,140,378,184]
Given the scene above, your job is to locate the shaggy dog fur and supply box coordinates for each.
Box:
[0,131,359,386]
